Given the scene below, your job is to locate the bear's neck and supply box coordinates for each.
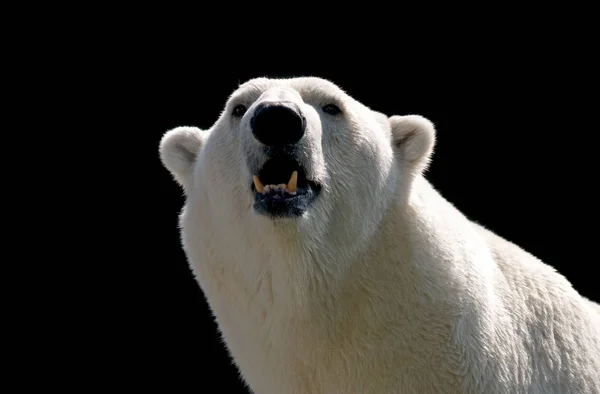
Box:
[186,175,487,392]
[191,175,481,314]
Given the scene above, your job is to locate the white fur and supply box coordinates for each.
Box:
[160,77,600,393]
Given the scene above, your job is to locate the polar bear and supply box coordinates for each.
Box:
[159,77,600,393]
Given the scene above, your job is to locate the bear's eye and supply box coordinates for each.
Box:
[232,104,247,118]
[322,104,342,115]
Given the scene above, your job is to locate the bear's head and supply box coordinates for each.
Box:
[160,77,435,257]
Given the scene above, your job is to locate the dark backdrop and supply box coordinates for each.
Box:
[117,53,597,392]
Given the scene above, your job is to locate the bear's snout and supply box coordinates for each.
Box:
[250,102,306,147]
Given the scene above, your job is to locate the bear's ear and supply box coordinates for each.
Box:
[389,115,436,171]
[159,126,207,189]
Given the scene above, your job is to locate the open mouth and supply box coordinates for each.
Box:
[251,156,321,218]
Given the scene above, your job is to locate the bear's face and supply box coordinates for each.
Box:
[160,77,435,251]
[219,77,397,220]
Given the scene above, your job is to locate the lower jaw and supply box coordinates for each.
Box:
[253,188,319,218]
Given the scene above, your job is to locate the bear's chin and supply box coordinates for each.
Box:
[252,182,321,219]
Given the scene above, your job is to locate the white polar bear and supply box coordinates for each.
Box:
[159,77,600,394]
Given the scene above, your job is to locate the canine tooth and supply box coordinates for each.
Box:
[253,175,264,193]
[287,171,298,193]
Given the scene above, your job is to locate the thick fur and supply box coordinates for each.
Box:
[159,77,600,393]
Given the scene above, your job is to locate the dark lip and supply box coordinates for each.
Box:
[251,182,321,218]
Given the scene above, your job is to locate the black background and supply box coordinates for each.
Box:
[6,8,597,392]
[101,37,597,392]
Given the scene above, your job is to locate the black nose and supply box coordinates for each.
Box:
[250,102,305,147]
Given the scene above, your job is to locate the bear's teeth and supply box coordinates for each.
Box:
[287,171,298,193]
[253,175,298,195]
[253,175,264,193]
